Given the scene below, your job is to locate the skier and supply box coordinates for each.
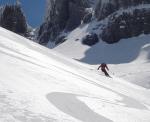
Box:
[97,63,110,77]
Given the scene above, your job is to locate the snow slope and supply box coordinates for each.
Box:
[54,21,150,88]
[0,27,150,122]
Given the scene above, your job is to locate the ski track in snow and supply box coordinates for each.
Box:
[0,27,150,122]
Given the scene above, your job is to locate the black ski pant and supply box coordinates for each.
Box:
[101,69,109,76]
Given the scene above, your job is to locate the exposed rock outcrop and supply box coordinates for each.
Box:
[38,0,90,45]
[101,7,150,43]
[0,5,28,36]
[95,0,150,20]
[39,0,150,46]
[83,12,93,24]
[82,33,99,46]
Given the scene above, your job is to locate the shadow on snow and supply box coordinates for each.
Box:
[80,35,150,65]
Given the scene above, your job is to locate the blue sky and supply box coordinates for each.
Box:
[0,0,46,28]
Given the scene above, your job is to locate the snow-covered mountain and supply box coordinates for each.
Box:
[37,0,150,46]
[1,1,150,46]
[36,0,150,88]
[0,27,150,122]
[0,1,149,88]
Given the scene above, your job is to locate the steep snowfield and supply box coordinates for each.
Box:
[54,21,150,88]
[0,27,150,122]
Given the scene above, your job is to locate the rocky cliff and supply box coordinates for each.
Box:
[101,5,150,43]
[37,0,90,45]
[38,0,150,46]
[90,0,150,43]
[95,0,150,20]
[0,5,28,36]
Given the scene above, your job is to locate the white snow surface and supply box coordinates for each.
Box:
[54,21,150,89]
[0,27,150,122]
